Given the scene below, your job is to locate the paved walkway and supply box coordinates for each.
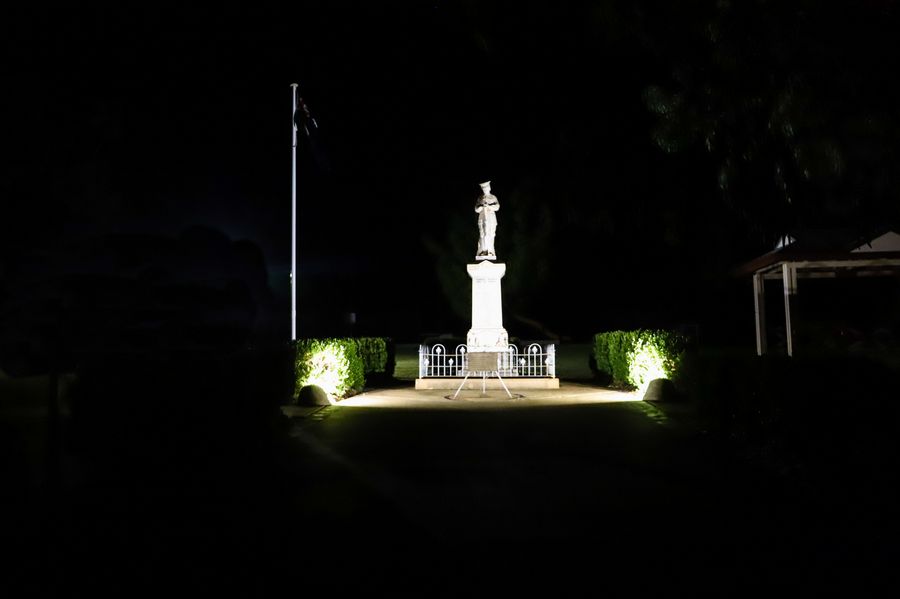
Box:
[339,381,643,408]
[277,380,899,591]
[278,381,855,588]
[281,381,644,418]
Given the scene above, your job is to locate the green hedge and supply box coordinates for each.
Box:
[293,338,365,401]
[351,337,395,378]
[292,337,395,402]
[593,329,686,392]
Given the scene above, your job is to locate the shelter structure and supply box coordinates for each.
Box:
[734,230,900,356]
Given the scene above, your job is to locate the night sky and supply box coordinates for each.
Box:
[4,1,899,346]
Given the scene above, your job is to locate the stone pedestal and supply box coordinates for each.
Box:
[466,261,509,351]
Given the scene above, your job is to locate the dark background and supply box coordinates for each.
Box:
[3,1,899,352]
[4,5,900,591]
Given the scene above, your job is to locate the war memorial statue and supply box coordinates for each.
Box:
[475,181,499,260]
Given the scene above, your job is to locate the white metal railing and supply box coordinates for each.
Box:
[418,343,556,378]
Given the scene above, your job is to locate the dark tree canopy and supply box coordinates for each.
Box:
[639,0,900,242]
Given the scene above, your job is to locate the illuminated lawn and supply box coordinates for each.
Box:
[393,344,420,381]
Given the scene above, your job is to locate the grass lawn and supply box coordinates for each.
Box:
[393,344,420,381]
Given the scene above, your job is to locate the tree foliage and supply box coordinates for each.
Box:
[639,0,900,241]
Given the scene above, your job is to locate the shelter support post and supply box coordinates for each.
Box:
[782,262,798,357]
[753,273,767,355]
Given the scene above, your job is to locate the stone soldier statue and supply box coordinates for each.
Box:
[475,181,499,260]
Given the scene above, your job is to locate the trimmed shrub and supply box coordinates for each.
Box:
[593,329,686,393]
[293,338,365,401]
[351,337,395,378]
[593,334,612,381]
[608,331,635,387]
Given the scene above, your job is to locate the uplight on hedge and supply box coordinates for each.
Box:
[628,340,669,396]
[305,344,347,399]
[593,329,686,395]
[294,338,365,401]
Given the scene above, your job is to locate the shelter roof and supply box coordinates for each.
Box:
[733,228,900,278]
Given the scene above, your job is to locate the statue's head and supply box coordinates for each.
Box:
[479,181,491,195]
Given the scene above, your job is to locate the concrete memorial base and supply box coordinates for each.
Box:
[466,261,508,351]
[415,377,560,390]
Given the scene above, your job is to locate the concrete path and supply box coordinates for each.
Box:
[277,381,885,591]
[339,380,643,408]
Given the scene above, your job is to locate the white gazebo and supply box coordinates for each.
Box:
[734,230,900,356]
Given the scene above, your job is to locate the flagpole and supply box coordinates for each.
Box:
[290,83,298,341]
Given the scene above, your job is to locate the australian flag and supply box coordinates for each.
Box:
[293,93,317,137]
[293,87,329,171]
